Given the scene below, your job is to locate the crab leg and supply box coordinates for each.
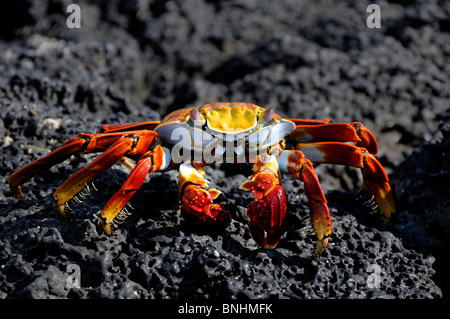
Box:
[97,121,160,133]
[288,119,331,125]
[99,145,171,235]
[51,130,157,217]
[8,131,148,199]
[297,142,395,222]
[178,162,230,226]
[279,150,331,257]
[240,153,288,249]
[289,122,378,154]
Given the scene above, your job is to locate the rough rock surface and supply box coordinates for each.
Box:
[0,0,448,299]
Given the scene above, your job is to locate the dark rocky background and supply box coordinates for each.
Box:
[0,0,448,299]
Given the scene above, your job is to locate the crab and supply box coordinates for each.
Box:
[8,102,395,257]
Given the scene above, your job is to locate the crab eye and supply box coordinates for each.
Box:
[190,109,202,125]
[264,108,275,122]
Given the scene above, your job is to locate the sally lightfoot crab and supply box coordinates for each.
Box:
[8,102,395,257]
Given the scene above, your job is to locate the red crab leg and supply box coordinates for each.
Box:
[52,130,157,217]
[178,162,230,226]
[288,119,331,125]
[289,122,378,154]
[240,154,288,249]
[99,145,171,235]
[8,131,148,199]
[297,142,395,222]
[97,121,160,133]
[279,150,331,257]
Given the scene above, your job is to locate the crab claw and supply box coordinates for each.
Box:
[246,185,287,249]
[181,184,231,226]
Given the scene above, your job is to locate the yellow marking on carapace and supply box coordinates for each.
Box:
[200,103,262,133]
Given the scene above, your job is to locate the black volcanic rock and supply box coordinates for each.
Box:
[0,0,448,299]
